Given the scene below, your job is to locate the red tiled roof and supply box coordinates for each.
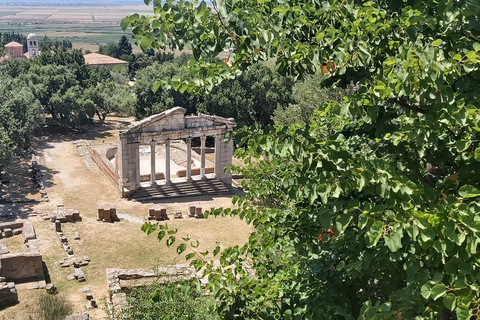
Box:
[83,53,128,66]
[4,41,23,48]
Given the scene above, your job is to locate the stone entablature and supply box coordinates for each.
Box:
[116,107,236,197]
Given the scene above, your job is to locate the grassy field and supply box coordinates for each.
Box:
[0,5,153,46]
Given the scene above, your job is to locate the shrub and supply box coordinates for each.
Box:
[119,281,217,320]
[35,293,73,320]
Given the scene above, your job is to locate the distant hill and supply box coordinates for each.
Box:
[2,0,147,6]
[2,0,214,5]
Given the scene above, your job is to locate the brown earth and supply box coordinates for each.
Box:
[0,116,252,320]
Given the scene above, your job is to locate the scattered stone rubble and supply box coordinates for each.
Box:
[0,277,18,307]
[65,313,94,320]
[54,220,90,283]
[32,157,49,202]
[82,287,97,309]
[34,204,81,223]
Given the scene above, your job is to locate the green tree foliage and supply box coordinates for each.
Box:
[38,35,72,51]
[129,51,175,76]
[87,81,134,121]
[196,63,293,126]
[127,0,480,318]
[273,72,354,126]
[0,74,41,168]
[133,59,196,119]
[98,35,134,61]
[8,49,130,126]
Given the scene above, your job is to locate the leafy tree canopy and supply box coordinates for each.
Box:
[127,0,480,319]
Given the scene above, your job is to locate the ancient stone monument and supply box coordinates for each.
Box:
[114,107,236,197]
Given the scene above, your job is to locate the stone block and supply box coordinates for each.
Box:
[174,211,183,219]
[72,210,80,221]
[3,228,13,237]
[57,214,67,223]
[46,283,57,294]
[12,229,22,236]
[27,239,40,254]
[23,221,36,240]
[65,212,74,223]
[148,207,156,217]
[55,220,62,232]
[0,243,8,255]
[0,282,18,307]
[0,253,43,282]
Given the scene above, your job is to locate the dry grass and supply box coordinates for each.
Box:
[0,235,26,254]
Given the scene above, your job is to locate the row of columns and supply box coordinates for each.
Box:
[148,136,207,186]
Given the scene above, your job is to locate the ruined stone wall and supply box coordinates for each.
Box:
[0,253,43,282]
[88,146,119,190]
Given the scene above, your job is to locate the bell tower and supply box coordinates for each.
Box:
[27,33,38,58]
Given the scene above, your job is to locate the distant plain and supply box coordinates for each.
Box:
[0,4,154,51]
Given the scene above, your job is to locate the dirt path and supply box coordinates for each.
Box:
[0,117,251,320]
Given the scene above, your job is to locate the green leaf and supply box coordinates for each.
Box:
[177,243,186,254]
[421,284,431,299]
[151,290,160,302]
[475,148,480,161]
[443,293,456,311]
[185,253,195,260]
[213,245,221,256]
[166,236,175,247]
[431,39,442,46]
[458,185,480,198]
[431,283,446,300]
[456,306,471,320]
[157,230,166,242]
[120,17,130,31]
[456,140,471,152]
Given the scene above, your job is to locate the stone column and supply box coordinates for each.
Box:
[150,141,156,186]
[200,136,206,179]
[165,140,171,184]
[134,144,141,189]
[186,138,192,181]
[214,134,222,179]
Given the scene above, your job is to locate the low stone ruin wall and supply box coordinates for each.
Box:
[0,253,43,282]
[0,219,43,284]
[88,145,119,190]
[106,265,200,319]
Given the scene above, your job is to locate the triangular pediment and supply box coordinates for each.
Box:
[127,107,187,134]
[126,107,236,135]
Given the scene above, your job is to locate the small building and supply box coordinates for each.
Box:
[83,53,128,69]
[3,41,25,59]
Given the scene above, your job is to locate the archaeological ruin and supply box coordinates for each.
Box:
[89,107,237,199]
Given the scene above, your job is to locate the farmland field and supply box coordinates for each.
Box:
[0,4,154,48]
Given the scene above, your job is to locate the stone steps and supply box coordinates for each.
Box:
[131,179,232,201]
